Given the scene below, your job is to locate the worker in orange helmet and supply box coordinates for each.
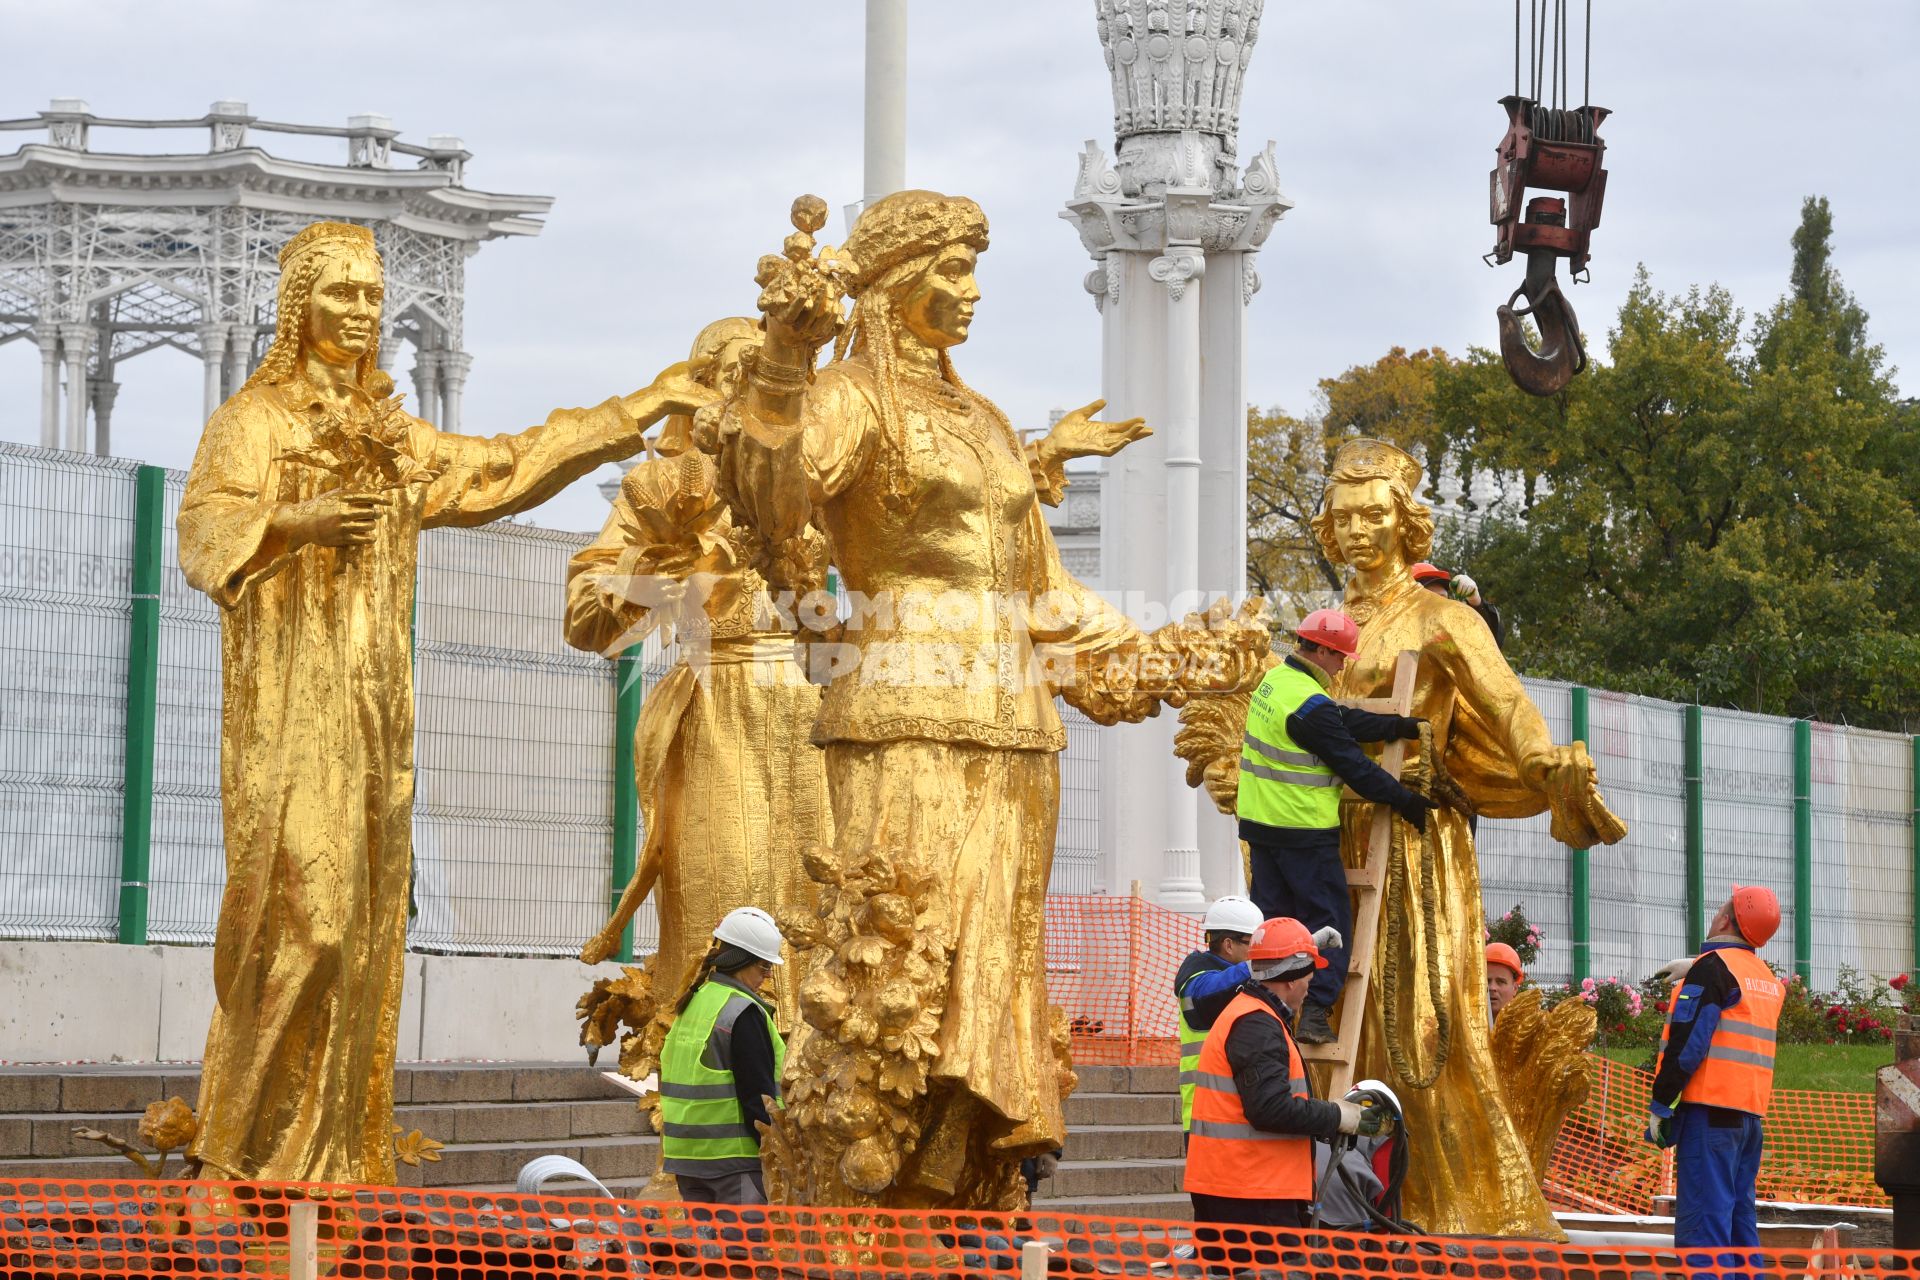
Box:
[1185,917,1381,1259]
[1485,942,1525,1021]
[1646,885,1785,1263]
[1237,609,1433,1046]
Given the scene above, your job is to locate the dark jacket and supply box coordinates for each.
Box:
[1175,950,1249,1032]
[1239,655,1424,846]
[1223,981,1344,1141]
[710,972,781,1133]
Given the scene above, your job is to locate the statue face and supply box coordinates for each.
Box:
[1326,477,1402,571]
[898,245,980,349]
[304,249,383,366]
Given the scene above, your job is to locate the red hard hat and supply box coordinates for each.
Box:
[1295,608,1359,657]
[1248,917,1329,971]
[1410,561,1451,584]
[1729,884,1781,948]
[1485,942,1525,982]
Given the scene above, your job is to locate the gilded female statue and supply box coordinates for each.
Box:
[177,221,712,1183]
[1312,438,1625,1236]
[568,316,830,1065]
[703,192,1262,1208]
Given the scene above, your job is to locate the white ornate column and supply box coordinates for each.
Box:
[35,325,62,448]
[439,350,473,433]
[89,376,119,456]
[59,323,94,453]
[222,330,249,400]
[412,350,442,425]
[1065,1,1292,909]
[197,323,230,421]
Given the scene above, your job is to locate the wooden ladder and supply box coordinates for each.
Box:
[1297,649,1420,1099]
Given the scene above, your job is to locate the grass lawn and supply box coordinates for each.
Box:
[1596,1042,1888,1094]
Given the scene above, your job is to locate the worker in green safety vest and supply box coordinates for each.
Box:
[659,906,787,1204]
[1238,609,1431,1044]
[1174,895,1264,1138]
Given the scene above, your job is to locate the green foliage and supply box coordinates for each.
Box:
[1428,197,1919,729]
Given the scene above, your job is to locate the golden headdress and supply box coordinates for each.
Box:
[843,190,988,294]
[1329,437,1424,495]
[278,221,378,274]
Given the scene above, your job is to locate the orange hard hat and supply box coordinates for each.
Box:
[1729,884,1781,948]
[1295,608,1359,657]
[1248,917,1329,980]
[1411,561,1451,584]
[1485,942,1525,982]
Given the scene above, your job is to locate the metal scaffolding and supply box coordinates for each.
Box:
[0,98,553,454]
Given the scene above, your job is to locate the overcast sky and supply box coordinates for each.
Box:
[3,1,1913,532]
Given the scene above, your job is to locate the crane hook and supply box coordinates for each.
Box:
[1497,244,1586,397]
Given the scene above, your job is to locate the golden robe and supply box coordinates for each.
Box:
[179,378,644,1183]
[1333,577,1604,1238]
[724,359,1142,1202]
[565,451,828,1020]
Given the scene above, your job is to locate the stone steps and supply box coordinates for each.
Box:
[0,1060,1191,1218]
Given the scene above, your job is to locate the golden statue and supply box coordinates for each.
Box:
[569,317,831,1079]
[1320,437,1623,1236]
[700,192,1266,1209]
[1177,436,1624,1237]
[176,220,713,1184]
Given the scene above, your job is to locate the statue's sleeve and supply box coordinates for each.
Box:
[420,399,642,529]
[178,394,295,610]
[717,368,877,545]
[1431,606,1557,818]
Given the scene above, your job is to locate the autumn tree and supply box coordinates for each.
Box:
[1246,346,1458,615]
[1434,201,1919,728]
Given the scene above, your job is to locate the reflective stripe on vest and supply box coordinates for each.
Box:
[1235,662,1341,830]
[1660,946,1783,1118]
[659,978,788,1175]
[1182,991,1314,1201]
[1177,961,1219,1133]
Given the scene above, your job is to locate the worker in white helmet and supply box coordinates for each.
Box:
[1174,896,1266,1140]
[658,906,786,1204]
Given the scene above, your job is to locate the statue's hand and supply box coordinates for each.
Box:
[274,490,388,551]
[755,252,845,353]
[1042,399,1152,461]
[624,356,718,425]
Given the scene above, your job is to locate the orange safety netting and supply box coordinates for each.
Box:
[1042,894,1884,1212]
[1045,893,1199,1067]
[1547,1052,1883,1214]
[0,1177,1879,1279]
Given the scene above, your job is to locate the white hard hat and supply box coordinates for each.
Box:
[1202,895,1265,936]
[714,905,785,965]
[1350,1077,1402,1115]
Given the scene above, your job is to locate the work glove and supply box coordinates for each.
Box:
[1450,574,1483,607]
[1312,926,1344,952]
[1397,716,1428,740]
[1644,1112,1675,1149]
[1655,957,1694,984]
[1030,1150,1060,1180]
[1335,1100,1387,1137]
[1394,794,1434,833]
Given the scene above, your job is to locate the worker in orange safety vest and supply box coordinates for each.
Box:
[1184,916,1381,1255]
[1646,884,1785,1260]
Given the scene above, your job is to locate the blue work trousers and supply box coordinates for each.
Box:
[1246,829,1349,1009]
[1672,1104,1763,1278]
